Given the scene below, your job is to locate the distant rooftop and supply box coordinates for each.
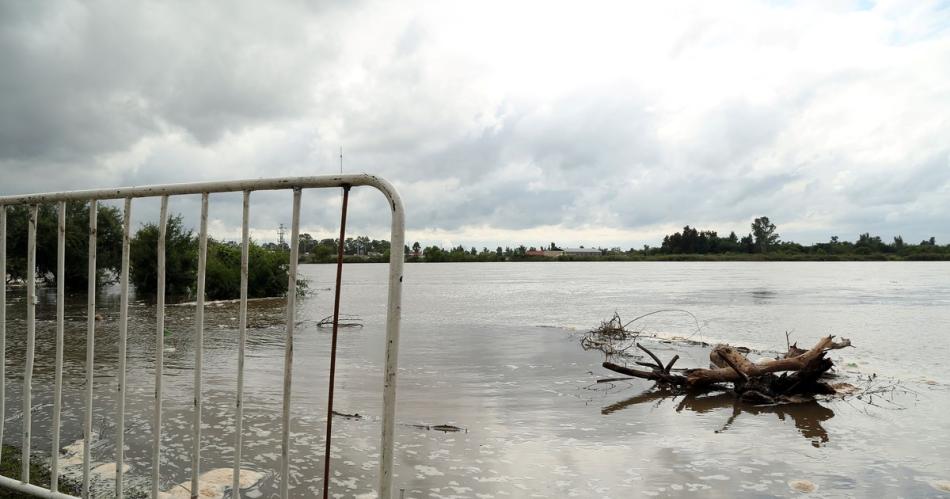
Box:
[563,248,601,254]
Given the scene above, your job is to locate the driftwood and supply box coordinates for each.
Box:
[602,335,852,404]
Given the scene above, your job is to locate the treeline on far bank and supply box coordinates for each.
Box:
[339,216,950,263]
[3,203,292,301]
[632,216,949,261]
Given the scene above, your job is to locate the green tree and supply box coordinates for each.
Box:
[855,233,886,254]
[313,238,337,261]
[422,245,445,262]
[751,216,779,253]
[130,215,198,297]
[4,202,123,289]
[739,233,755,253]
[298,233,316,254]
[892,235,904,250]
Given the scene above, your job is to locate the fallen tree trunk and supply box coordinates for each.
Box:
[602,335,852,403]
[690,336,851,387]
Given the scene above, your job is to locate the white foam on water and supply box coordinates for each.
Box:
[91,462,130,478]
[699,474,730,481]
[930,480,950,492]
[159,468,265,499]
[788,479,818,493]
[415,465,445,477]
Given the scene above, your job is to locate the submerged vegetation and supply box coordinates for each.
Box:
[129,215,198,296]
[130,215,293,301]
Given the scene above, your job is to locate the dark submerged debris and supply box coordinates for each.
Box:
[316,314,364,328]
[331,410,363,420]
[406,423,466,433]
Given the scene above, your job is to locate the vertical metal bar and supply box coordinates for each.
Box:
[323,186,350,499]
[379,188,406,499]
[191,193,209,499]
[152,196,169,499]
[280,188,301,499]
[22,204,37,483]
[115,198,132,498]
[0,206,5,464]
[232,191,250,498]
[51,201,66,492]
[83,199,97,497]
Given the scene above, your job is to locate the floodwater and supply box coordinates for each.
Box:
[2,262,950,498]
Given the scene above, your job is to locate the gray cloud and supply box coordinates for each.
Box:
[0,1,337,161]
[844,152,950,206]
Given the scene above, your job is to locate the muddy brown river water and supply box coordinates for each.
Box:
[2,261,950,497]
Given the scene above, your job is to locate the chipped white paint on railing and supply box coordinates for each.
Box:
[51,201,66,492]
[116,197,132,498]
[83,199,98,497]
[191,193,209,498]
[22,204,37,483]
[232,191,250,497]
[280,188,302,499]
[153,195,169,499]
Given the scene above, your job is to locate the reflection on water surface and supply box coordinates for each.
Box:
[602,388,835,448]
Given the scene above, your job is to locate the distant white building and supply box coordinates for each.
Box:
[563,248,601,257]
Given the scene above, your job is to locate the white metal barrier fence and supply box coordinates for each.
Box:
[0,174,405,499]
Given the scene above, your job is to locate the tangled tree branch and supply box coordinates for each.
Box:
[580,312,640,360]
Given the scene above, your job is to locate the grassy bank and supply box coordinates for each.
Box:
[0,445,80,497]
[0,445,149,498]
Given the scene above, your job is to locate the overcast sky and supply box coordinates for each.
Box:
[1,0,948,249]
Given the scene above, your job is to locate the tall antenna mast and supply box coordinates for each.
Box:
[278,223,286,248]
[340,145,343,174]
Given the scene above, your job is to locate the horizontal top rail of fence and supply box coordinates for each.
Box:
[0,174,405,499]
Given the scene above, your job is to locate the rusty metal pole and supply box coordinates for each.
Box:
[323,185,350,498]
